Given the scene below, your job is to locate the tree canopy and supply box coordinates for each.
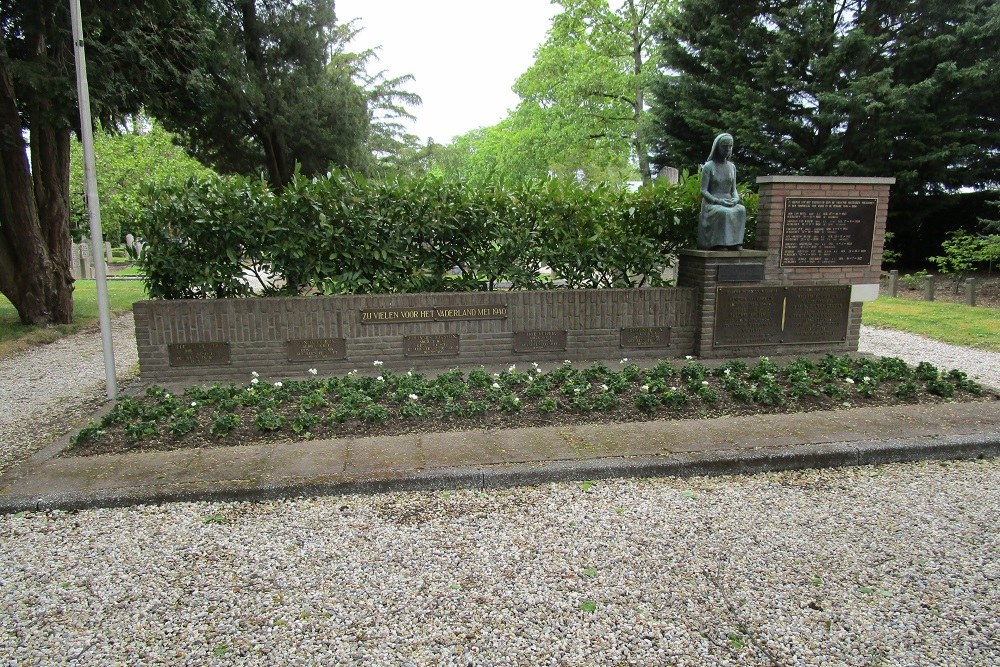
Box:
[649,0,1000,197]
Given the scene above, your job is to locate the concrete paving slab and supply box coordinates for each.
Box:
[0,400,997,514]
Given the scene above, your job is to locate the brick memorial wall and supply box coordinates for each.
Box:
[134,289,698,384]
[678,176,894,358]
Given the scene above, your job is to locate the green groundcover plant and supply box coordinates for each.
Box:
[68,354,990,457]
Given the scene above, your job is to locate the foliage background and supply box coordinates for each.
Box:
[133,172,757,299]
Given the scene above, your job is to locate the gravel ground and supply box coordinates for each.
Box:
[1,321,998,665]
[0,314,138,477]
[1,461,998,666]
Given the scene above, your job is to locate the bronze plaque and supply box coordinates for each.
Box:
[168,342,231,366]
[620,327,671,349]
[780,197,877,267]
[513,330,567,353]
[360,308,435,324]
[434,305,508,321]
[403,334,459,357]
[286,338,346,362]
[783,286,851,343]
[714,287,784,347]
[717,264,765,282]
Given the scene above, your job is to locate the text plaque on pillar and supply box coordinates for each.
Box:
[780,197,877,267]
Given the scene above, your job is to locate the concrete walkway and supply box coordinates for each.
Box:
[1,400,997,514]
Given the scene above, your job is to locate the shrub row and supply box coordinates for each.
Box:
[134,171,758,299]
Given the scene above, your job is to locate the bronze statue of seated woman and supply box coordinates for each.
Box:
[698,132,747,251]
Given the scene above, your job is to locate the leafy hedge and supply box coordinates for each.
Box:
[134,171,758,299]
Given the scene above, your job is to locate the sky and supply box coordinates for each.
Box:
[334,0,560,145]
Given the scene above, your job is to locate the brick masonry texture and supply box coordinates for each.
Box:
[134,289,699,383]
[134,176,892,383]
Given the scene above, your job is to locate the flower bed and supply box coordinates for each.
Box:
[66,355,994,457]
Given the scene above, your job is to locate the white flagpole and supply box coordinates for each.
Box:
[69,0,117,399]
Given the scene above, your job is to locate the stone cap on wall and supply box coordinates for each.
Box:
[756,175,896,185]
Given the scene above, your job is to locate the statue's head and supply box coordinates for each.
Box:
[708,133,734,161]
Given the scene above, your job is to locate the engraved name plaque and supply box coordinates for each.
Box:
[620,327,671,349]
[783,286,851,343]
[714,287,784,347]
[403,334,460,357]
[717,264,765,282]
[780,197,877,267]
[168,342,231,366]
[513,330,568,353]
[286,338,347,362]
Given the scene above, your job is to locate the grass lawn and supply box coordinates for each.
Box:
[0,280,147,358]
[862,297,999,351]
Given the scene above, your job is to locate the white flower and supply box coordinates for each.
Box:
[190,401,197,407]
[863,376,871,383]
[274,381,283,388]
[600,384,608,392]
[685,355,693,361]
[845,378,855,384]
[251,378,259,385]
[308,368,318,375]
[564,360,572,365]
[508,364,516,372]
[640,384,649,392]
[532,362,540,369]
[407,371,412,377]
[619,358,629,365]
[408,394,418,401]
[574,387,581,395]
[702,380,709,386]
[513,397,520,403]
[164,393,171,398]
[723,368,731,375]
[670,386,677,392]
[376,376,384,382]
[373,360,384,367]
[493,372,500,378]
[251,371,259,378]
[348,369,357,376]
[491,382,501,390]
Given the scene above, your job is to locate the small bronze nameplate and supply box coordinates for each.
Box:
[717,264,765,282]
[714,287,784,347]
[403,334,460,357]
[620,327,671,349]
[287,338,347,362]
[780,197,877,267]
[783,286,850,343]
[513,330,567,352]
[168,342,231,367]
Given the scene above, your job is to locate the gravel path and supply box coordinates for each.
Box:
[0,314,138,477]
[2,461,997,665]
[1,321,998,665]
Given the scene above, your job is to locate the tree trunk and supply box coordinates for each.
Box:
[0,32,74,325]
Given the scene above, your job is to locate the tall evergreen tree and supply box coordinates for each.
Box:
[0,0,208,325]
[649,0,1000,197]
[153,0,370,189]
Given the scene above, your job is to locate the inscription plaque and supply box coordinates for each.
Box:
[168,342,231,366]
[780,197,877,266]
[403,334,459,357]
[783,286,850,343]
[361,305,508,324]
[513,330,567,353]
[717,264,765,282]
[286,338,346,362]
[620,327,671,349]
[714,287,784,347]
